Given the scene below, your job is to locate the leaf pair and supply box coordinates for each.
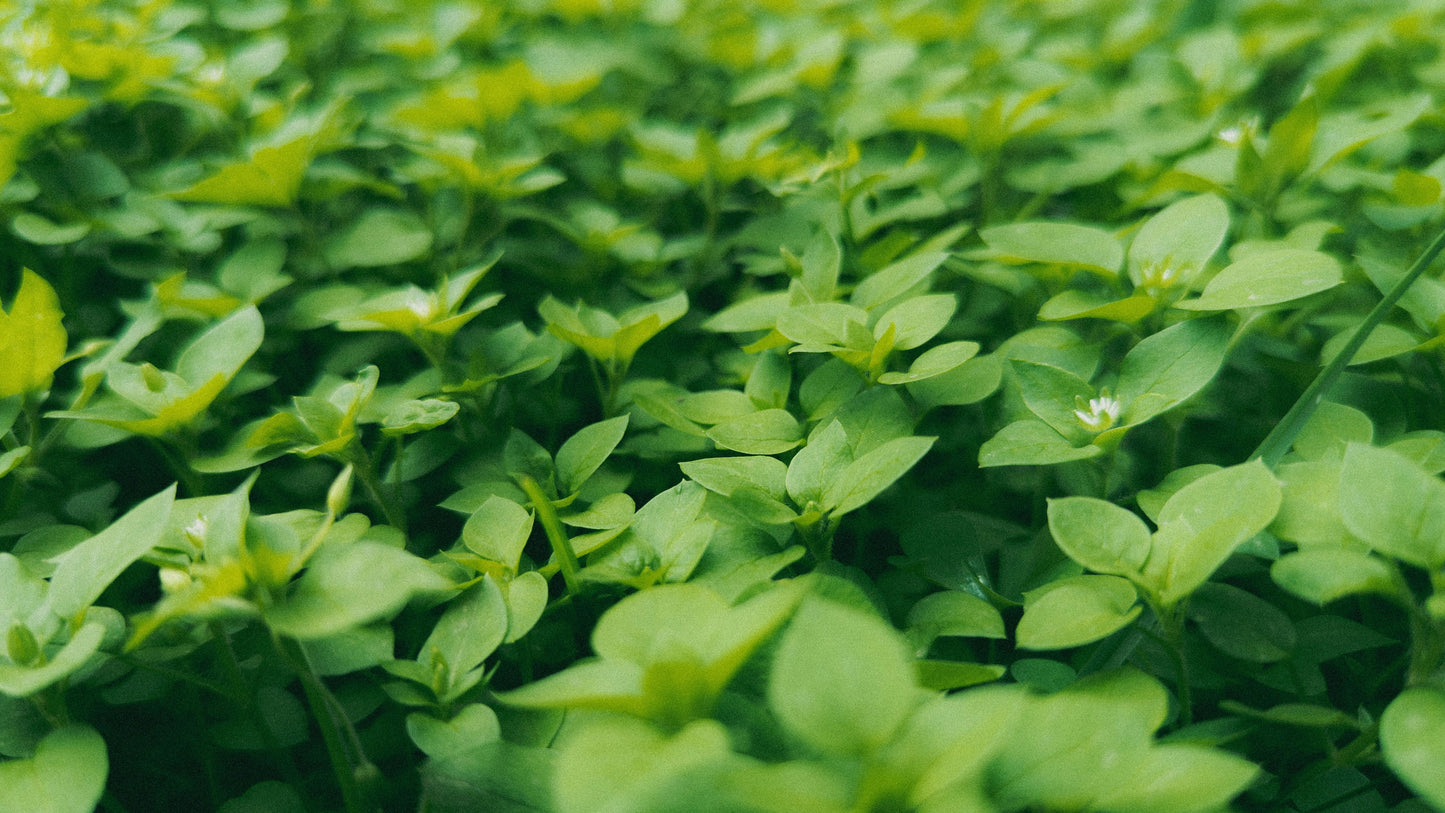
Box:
[981,316,1230,467]
[1044,460,1281,639]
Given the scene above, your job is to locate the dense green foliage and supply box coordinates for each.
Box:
[3,0,1445,811]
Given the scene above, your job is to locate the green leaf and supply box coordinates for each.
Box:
[1015,575,1141,650]
[1010,360,1096,440]
[1047,496,1152,577]
[176,305,265,387]
[47,485,176,619]
[170,136,311,207]
[981,222,1123,274]
[0,725,108,813]
[824,435,934,516]
[768,597,915,755]
[1143,459,1282,607]
[1115,316,1230,426]
[11,213,90,245]
[1089,743,1259,813]
[877,340,979,385]
[989,669,1166,810]
[906,353,1002,408]
[1381,687,1445,810]
[1175,249,1342,311]
[263,542,448,639]
[382,399,461,436]
[1271,549,1403,605]
[324,207,433,269]
[872,294,956,351]
[0,622,105,697]
[705,409,803,455]
[1261,94,1317,192]
[407,704,502,760]
[1127,194,1231,292]
[419,578,509,701]
[851,251,950,311]
[680,455,788,501]
[790,424,857,518]
[1038,290,1156,323]
[0,270,68,398]
[979,420,1103,467]
[776,303,868,349]
[555,415,629,495]
[1338,442,1445,568]
[905,591,1006,655]
[1187,582,1296,663]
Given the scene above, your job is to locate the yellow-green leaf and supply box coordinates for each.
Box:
[0,270,68,398]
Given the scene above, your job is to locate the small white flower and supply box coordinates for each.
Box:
[182,517,209,550]
[1216,126,1243,146]
[1075,393,1123,433]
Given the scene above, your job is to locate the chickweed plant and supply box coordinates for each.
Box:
[2,1,1445,811]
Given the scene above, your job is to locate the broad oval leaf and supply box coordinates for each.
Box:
[978,420,1102,468]
[680,455,787,500]
[1127,194,1231,289]
[1338,442,1445,568]
[873,294,956,351]
[0,725,108,813]
[462,495,534,572]
[1144,459,1281,607]
[263,542,449,639]
[1380,687,1445,810]
[1090,743,1259,813]
[906,590,1006,655]
[1187,582,1296,663]
[1016,575,1141,650]
[706,409,803,455]
[1047,496,1152,577]
[1271,549,1403,605]
[981,222,1123,274]
[1175,249,1342,311]
[1115,316,1230,426]
[769,597,915,755]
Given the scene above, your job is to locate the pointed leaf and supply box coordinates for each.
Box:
[0,270,68,398]
[555,416,629,495]
[1047,496,1152,577]
[824,435,934,516]
[48,485,176,619]
[1175,249,1342,311]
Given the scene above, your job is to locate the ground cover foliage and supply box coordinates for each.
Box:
[3,0,1445,810]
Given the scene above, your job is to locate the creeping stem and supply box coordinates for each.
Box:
[1252,223,1445,467]
[520,475,582,596]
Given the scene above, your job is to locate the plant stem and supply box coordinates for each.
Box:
[1252,222,1445,467]
[351,445,406,532]
[275,634,374,813]
[147,437,204,497]
[520,475,582,596]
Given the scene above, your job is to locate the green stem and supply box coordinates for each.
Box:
[1252,222,1445,467]
[520,475,582,596]
[350,446,406,532]
[147,437,204,498]
[275,634,374,813]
